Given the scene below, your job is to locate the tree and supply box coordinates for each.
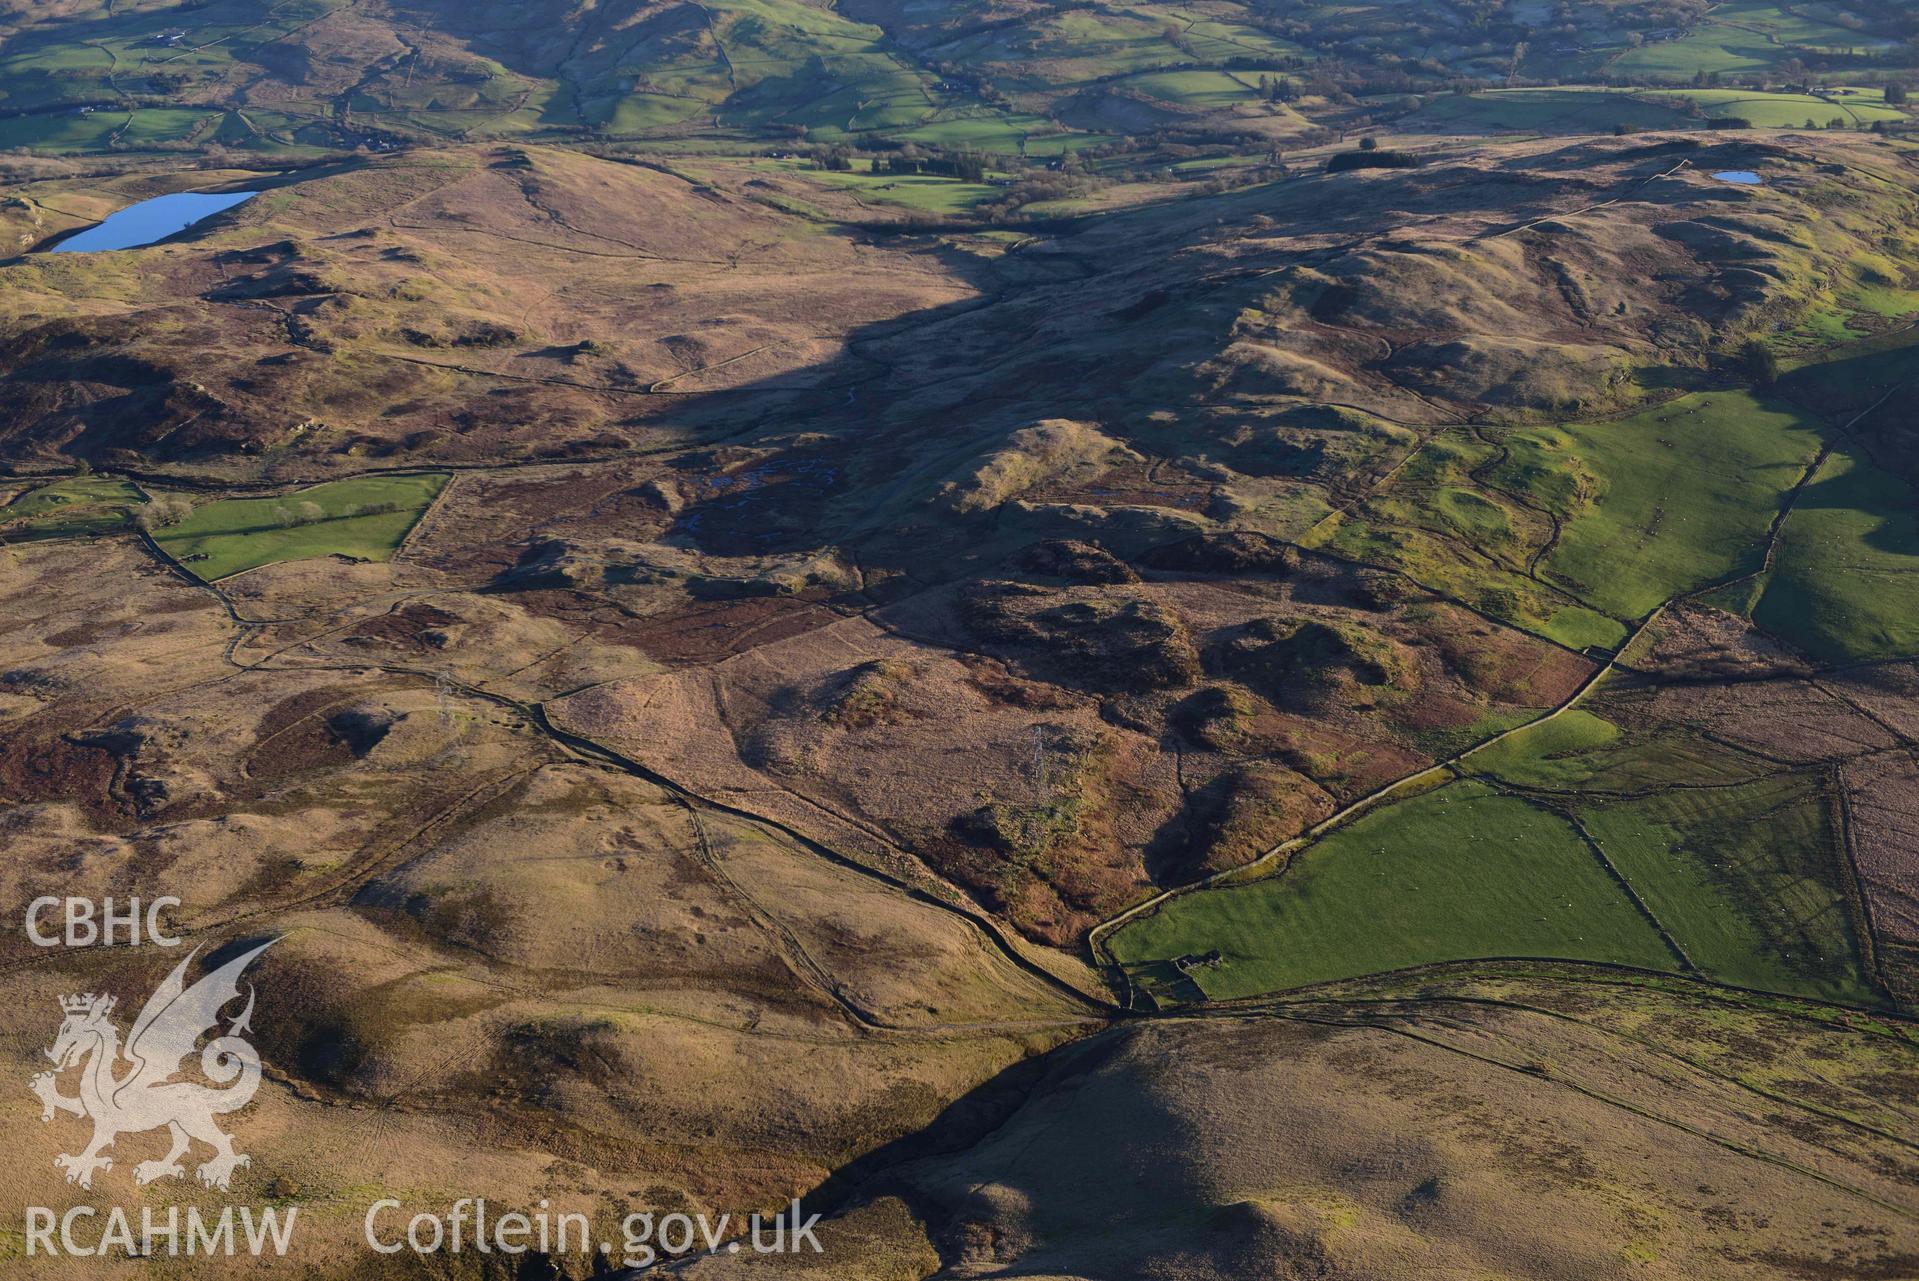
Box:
[1887,83,1909,105]
[1740,338,1780,386]
[135,494,196,531]
[1359,134,1378,150]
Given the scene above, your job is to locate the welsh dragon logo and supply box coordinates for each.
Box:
[31,940,274,1192]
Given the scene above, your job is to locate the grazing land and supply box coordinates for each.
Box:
[1746,448,1919,662]
[0,474,142,538]
[1527,391,1826,619]
[150,472,449,579]
[1110,780,1682,1001]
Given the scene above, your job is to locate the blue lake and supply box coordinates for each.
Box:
[51,190,257,253]
[1711,170,1764,186]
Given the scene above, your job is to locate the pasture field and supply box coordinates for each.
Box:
[0,110,133,153]
[1109,780,1678,1002]
[1580,776,1876,1003]
[759,165,1003,213]
[1119,69,1269,109]
[1116,727,1876,1005]
[1403,89,1689,135]
[152,473,449,580]
[0,0,344,111]
[1665,88,1910,128]
[1778,324,1919,417]
[1293,79,1910,147]
[1746,448,1919,662]
[0,475,144,538]
[893,112,1047,153]
[0,107,236,153]
[1462,707,1770,793]
[1019,129,1122,157]
[1518,392,1826,620]
[1609,1,1898,81]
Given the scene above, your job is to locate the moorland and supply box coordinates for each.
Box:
[2,1,1918,1277]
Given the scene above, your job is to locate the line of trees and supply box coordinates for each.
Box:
[816,144,988,183]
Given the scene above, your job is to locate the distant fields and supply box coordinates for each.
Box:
[1403,88,1690,135]
[1399,86,1911,137]
[0,0,1910,164]
[153,473,448,580]
[767,165,1004,214]
[1609,1,1900,81]
[1665,87,1909,128]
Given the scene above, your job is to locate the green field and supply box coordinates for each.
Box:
[1110,780,1679,1001]
[1462,707,1768,793]
[1610,2,1898,81]
[891,112,1038,152]
[769,165,1003,213]
[1120,69,1268,109]
[1517,391,1826,619]
[1742,447,1919,662]
[1581,776,1875,1003]
[1462,708,1873,1004]
[152,473,449,580]
[1113,755,1877,1005]
[1665,87,1910,128]
[0,475,144,538]
[1402,85,1912,137]
[1404,88,1689,134]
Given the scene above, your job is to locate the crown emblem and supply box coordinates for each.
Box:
[34,941,275,1193]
